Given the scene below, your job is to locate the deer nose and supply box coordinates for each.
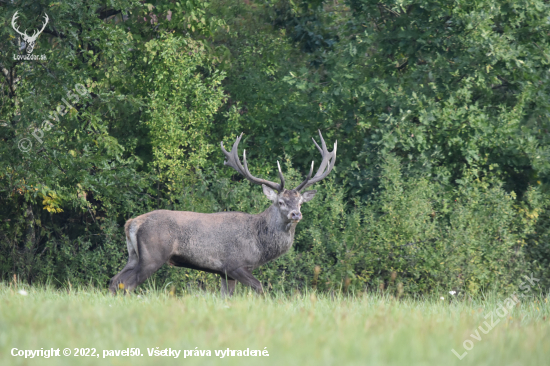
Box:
[290,211,302,221]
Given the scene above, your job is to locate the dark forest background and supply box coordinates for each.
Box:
[1,0,550,295]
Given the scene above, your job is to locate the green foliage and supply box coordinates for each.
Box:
[0,0,549,295]
[143,34,226,193]
[252,154,544,294]
[283,0,550,196]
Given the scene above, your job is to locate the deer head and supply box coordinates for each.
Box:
[12,11,49,54]
[220,130,337,223]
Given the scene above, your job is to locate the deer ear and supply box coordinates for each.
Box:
[262,184,278,201]
[301,190,317,203]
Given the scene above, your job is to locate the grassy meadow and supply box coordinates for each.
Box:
[0,282,549,366]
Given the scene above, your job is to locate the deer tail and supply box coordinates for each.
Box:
[124,218,139,259]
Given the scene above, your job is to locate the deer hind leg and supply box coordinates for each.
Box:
[110,255,167,294]
[220,274,236,298]
[109,237,139,294]
[128,259,167,291]
[225,267,263,294]
[109,232,169,294]
[127,232,175,292]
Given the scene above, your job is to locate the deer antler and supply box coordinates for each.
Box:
[11,11,28,39]
[26,13,49,43]
[11,12,49,54]
[295,130,337,192]
[221,133,285,192]
[30,14,48,41]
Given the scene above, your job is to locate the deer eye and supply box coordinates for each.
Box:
[278,201,284,206]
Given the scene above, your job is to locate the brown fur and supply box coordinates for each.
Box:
[109,133,336,296]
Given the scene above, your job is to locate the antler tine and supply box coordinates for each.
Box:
[36,14,48,37]
[311,130,331,177]
[241,148,282,192]
[294,160,314,191]
[11,11,28,38]
[296,130,337,192]
[28,13,49,42]
[276,161,285,191]
[221,133,245,175]
[220,134,283,192]
[220,133,240,170]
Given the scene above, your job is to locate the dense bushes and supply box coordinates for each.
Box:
[1,0,549,295]
[6,153,543,295]
[255,155,546,294]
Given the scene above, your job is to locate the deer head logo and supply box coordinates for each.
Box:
[11,11,49,54]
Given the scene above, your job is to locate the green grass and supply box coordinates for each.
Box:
[0,282,549,366]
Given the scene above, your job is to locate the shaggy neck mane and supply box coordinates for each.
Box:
[260,204,296,232]
[255,204,296,264]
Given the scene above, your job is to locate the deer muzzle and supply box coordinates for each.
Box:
[289,211,302,222]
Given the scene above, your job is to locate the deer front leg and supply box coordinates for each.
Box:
[226,267,263,294]
[220,275,236,298]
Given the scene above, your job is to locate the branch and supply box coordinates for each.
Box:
[396,59,409,70]
[42,29,66,39]
[97,9,122,20]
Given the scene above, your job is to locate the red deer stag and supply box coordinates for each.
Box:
[109,131,336,296]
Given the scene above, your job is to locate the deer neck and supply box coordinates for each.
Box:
[255,204,297,265]
[264,204,296,231]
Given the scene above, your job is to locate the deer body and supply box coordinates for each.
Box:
[128,207,297,273]
[109,132,335,296]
